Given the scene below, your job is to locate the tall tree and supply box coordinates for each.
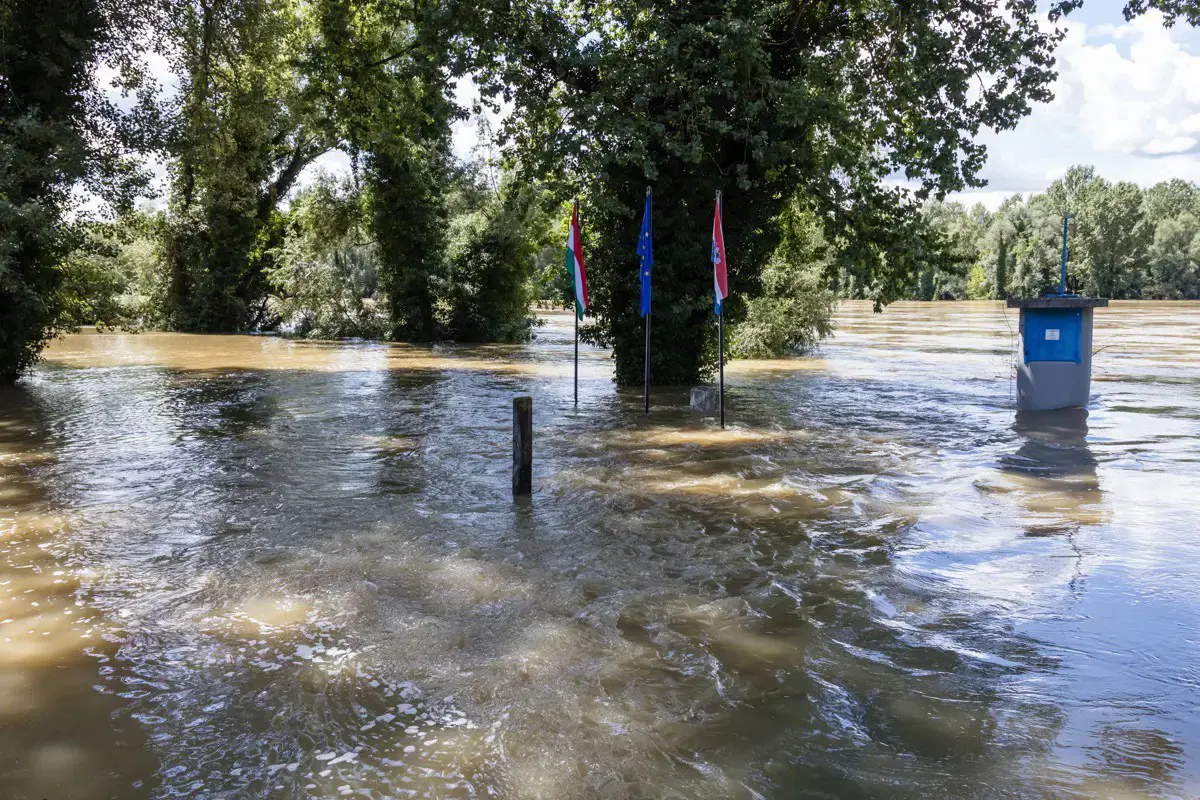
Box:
[160,0,333,331]
[0,0,157,381]
[1009,197,1061,297]
[368,138,450,341]
[305,0,465,341]
[918,201,987,299]
[1146,212,1200,299]
[731,198,835,357]
[471,0,1065,384]
[1077,180,1150,297]
[994,232,1010,300]
[1142,179,1200,226]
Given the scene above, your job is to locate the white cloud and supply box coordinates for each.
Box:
[952,8,1200,209]
[1143,135,1198,155]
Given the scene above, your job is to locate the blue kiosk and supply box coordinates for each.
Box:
[1007,215,1108,412]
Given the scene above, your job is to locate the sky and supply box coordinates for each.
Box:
[122,1,1200,211]
[944,3,1200,209]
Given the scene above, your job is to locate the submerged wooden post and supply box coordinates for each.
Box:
[513,396,532,496]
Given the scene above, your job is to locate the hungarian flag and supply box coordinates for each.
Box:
[565,201,589,319]
[712,195,729,314]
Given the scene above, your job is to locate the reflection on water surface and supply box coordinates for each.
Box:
[2,301,1199,799]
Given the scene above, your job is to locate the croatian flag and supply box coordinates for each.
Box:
[712,195,729,314]
[565,200,589,319]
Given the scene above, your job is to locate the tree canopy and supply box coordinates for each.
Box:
[467,0,1066,382]
[0,0,158,380]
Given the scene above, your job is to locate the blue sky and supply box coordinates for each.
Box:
[944,2,1200,208]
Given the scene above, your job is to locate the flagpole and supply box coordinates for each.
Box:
[718,307,725,429]
[643,187,652,414]
[644,313,651,414]
[573,197,580,408]
[717,190,725,430]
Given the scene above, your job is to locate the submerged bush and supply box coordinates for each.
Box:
[440,170,556,343]
[731,201,835,358]
[267,176,388,339]
[732,261,835,358]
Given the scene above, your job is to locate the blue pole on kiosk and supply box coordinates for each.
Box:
[1060,213,1070,295]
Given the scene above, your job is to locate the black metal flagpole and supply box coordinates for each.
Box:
[717,190,725,429]
[718,306,725,429]
[644,187,651,414]
[644,314,651,413]
[574,197,579,408]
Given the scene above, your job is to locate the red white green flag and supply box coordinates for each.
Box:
[564,201,589,319]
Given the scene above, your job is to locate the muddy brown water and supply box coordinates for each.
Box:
[1,301,1198,799]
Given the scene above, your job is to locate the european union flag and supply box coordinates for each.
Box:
[637,189,653,317]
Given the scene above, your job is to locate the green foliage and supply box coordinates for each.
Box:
[299,0,467,343]
[731,201,835,358]
[264,161,550,343]
[965,264,991,300]
[1076,180,1150,297]
[267,176,387,338]
[1145,212,1200,299]
[473,0,1065,384]
[9,0,1200,385]
[55,213,164,329]
[1008,196,1064,297]
[1143,179,1200,225]
[160,0,326,332]
[367,142,449,342]
[0,0,156,381]
[441,172,554,342]
[909,166,1200,302]
[914,201,988,299]
[993,230,1010,300]
[111,211,169,320]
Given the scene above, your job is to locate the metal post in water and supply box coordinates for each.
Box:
[513,396,532,496]
[644,312,651,414]
[717,189,726,430]
[574,314,579,407]
[642,185,653,414]
[718,306,725,429]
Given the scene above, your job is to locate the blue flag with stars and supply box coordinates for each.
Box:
[637,189,653,317]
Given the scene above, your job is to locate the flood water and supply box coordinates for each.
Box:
[2,300,1199,799]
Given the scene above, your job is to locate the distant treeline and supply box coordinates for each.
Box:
[884,165,1200,301]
